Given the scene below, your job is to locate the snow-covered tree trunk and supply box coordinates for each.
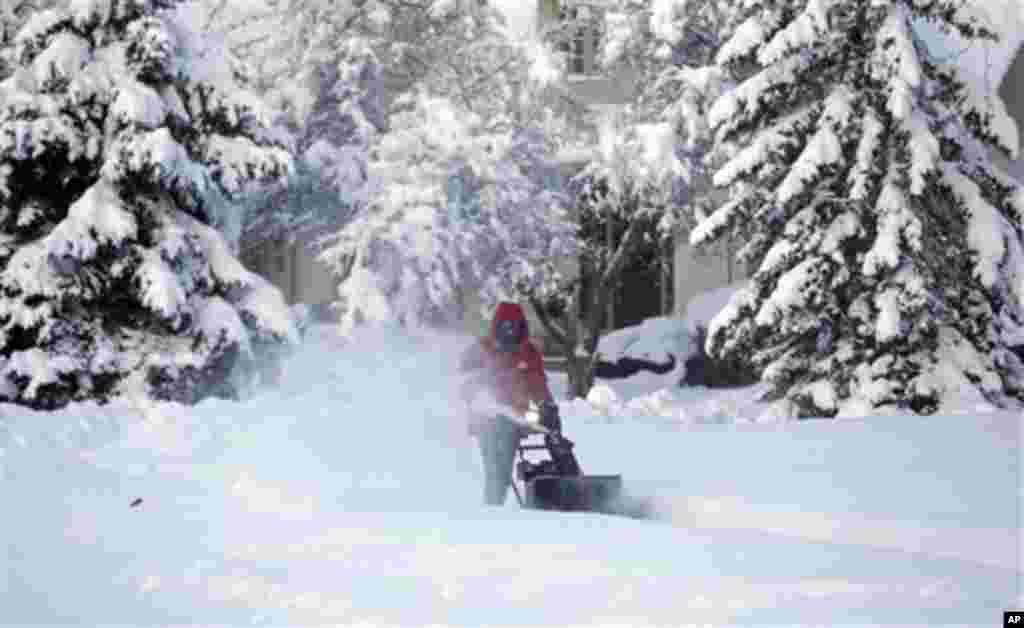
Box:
[695,0,1024,417]
[565,352,598,401]
[529,262,602,400]
[0,0,296,408]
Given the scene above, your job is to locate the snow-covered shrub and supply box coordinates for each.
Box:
[694,1,1024,416]
[594,316,687,379]
[0,0,297,409]
[597,316,690,364]
[585,383,621,418]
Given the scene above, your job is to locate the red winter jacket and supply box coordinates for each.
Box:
[459,302,553,416]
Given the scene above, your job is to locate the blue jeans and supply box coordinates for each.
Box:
[478,415,524,506]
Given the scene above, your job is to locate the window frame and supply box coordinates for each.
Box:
[555,0,605,77]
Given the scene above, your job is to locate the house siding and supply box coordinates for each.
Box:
[998,46,1024,181]
[242,239,336,309]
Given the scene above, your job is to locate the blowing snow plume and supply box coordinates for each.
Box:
[0,324,484,622]
[271,324,486,511]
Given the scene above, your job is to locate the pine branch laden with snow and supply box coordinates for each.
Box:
[2,1,62,81]
[237,34,384,251]
[321,91,578,337]
[0,0,297,410]
[695,0,1024,417]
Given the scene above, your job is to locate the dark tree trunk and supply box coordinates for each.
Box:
[565,354,596,400]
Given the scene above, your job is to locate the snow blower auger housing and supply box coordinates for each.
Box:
[514,427,624,515]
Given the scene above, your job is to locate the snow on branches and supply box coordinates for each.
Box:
[321,91,576,337]
[695,0,1024,417]
[238,37,384,253]
[0,0,296,408]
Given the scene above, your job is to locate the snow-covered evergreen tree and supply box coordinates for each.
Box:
[694,0,1024,416]
[0,0,296,408]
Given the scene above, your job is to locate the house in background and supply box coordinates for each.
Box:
[241,235,336,315]
[243,0,1024,343]
[992,42,1024,182]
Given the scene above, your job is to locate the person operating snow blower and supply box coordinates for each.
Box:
[458,302,568,506]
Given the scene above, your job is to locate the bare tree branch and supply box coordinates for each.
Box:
[600,207,645,291]
[529,296,571,350]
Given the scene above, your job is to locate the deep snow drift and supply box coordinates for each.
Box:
[0,325,1020,626]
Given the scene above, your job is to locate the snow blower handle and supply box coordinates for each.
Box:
[538,399,562,433]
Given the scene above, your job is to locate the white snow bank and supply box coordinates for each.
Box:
[559,372,774,426]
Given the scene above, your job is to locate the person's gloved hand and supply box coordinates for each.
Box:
[539,400,561,432]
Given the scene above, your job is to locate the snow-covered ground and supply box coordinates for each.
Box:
[1,325,1020,626]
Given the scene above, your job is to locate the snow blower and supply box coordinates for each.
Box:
[468,393,650,517]
[513,423,625,515]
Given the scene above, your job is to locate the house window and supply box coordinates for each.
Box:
[553,1,603,76]
[558,6,586,75]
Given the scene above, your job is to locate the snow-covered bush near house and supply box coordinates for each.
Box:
[695,0,1024,417]
[0,326,1017,624]
[596,316,690,364]
[590,289,760,389]
[0,0,296,409]
[585,382,620,416]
